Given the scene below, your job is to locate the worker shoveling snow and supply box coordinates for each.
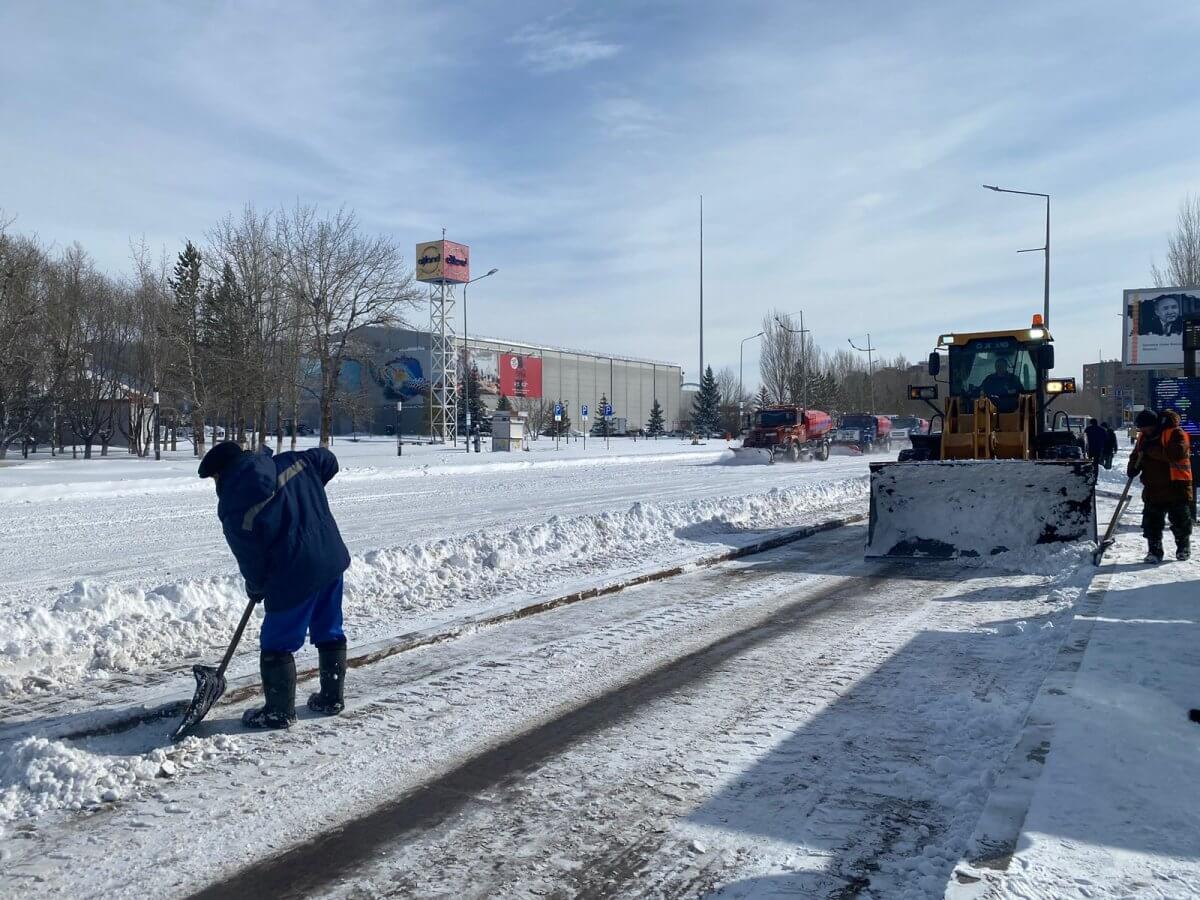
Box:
[866,459,1096,558]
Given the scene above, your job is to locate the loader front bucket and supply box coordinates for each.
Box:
[866,459,1096,559]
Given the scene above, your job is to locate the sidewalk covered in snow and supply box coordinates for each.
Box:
[949,500,1200,899]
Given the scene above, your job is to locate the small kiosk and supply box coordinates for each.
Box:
[491,411,527,452]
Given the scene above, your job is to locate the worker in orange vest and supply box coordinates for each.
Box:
[1127,409,1193,563]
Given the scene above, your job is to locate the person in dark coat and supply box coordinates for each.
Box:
[199,441,352,728]
[1084,418,1107,470]
[1102,422,1118,469]
[1127,409,1192,563]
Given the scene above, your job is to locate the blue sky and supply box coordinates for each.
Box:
[2,1,1199,384]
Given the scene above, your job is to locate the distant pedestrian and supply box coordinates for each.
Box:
[1102,422,1118,470]
[1084,418,1107,472]
[198,441,352,729]
[1127,409,1192,564]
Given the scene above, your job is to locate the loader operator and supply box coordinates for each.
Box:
[977,357,1023,412]
[199,441,352,729]
[1127,409,1192,563]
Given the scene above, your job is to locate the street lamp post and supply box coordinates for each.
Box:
[396,400,403,457]
[461,267,498,452]
[848,334,877,413]
[739,331,764,434]
[983,185,1051,329]
[775,312,811,410]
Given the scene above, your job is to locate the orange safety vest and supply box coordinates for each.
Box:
[1164,427,1193,482]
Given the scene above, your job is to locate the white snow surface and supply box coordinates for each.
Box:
[0,437,869,697]
[948,470,1200,900]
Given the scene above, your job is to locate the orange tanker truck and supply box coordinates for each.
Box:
[734,405,832,463]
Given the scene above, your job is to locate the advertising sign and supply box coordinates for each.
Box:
[415,239,470,284]
[1123,286,1200,369]
[1150,378,1200,438]
[462,348,500,395]
[377,348,431,404]
[499,353,542,398]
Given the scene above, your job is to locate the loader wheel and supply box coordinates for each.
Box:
[786,442,800,463]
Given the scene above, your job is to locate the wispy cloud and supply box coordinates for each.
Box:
[509,20,620,73]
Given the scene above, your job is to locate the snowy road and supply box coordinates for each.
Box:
[2,522,1094,898]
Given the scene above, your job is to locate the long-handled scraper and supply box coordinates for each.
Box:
[1093,471,1137,566]
[171,597,257,742]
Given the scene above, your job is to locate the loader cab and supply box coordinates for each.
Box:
[947,337,1039,413]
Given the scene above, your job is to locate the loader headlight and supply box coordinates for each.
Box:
[908,385,939,400]
[1029,327,1046,340]
[1045,378,1076,394]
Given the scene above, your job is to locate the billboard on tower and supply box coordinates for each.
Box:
[1122,286,1200,369]
[415,239,470,284]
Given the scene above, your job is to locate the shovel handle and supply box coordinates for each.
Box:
[216,598,257,678]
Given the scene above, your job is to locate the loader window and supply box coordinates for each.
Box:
[949,339,1038,399]
[756,409,797,428]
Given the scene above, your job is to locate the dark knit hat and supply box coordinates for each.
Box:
[1134,409,1158,428]
[198,441,245,479]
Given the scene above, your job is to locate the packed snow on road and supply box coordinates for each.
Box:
[1,440,1197,899]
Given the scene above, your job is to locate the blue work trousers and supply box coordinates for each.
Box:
[260,576,345,653]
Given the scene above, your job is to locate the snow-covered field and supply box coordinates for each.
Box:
[3,438,1198,899]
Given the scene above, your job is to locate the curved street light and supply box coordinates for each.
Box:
[983,184,1051,328]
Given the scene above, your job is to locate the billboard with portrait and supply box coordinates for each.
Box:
[1123,287,1200,368]
[499,353,543,398]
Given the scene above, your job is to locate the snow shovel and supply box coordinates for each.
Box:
[1093,471,1137,566]
[171,597,257,742]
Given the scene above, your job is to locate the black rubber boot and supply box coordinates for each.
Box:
[307,639,346,715]
[243,651,297,729]
[1177,542,1191,562]
[1145,542,1164,564]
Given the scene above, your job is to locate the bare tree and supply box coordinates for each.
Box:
[715,365,749,434]
[0,225,56,458]
[276,205,419,447]
[513,396,549,439]
[1153,195,1200,287]
[758,311,801,406]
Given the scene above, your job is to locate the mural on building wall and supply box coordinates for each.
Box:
[376,350,431,404]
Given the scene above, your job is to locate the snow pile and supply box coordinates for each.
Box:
[0,477,866,697]
[867,460,1096,558]
[0,733,241,832]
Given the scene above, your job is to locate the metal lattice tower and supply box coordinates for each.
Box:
[429,281,458,444]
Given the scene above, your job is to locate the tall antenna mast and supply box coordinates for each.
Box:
[699,194,704,381]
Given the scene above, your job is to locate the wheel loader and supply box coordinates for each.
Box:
[866,315,1097,558]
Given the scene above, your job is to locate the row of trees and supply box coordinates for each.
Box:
[0,205,421,459]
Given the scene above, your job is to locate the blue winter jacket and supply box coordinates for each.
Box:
[216,447,351,612]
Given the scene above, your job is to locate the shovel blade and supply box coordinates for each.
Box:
[171,664,227,742]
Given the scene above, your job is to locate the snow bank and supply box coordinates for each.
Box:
[0,733,241,832]
[0,477,866,698]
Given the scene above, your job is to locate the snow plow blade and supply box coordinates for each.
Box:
[866,460,1096,559]
[730,447,774,464]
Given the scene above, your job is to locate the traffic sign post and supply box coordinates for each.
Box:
[603,403,613,449]
[395,401,403,457]
[581,404,589,450]
[554,403,563,451]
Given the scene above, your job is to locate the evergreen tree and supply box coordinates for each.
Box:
[692,366,721,436]
[646,398,665,437]
[755,385,771,410]
[592,394,610,435]
[496,393,512,412]
[458,366,485,432]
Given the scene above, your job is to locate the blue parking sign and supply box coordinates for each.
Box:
[582,404,589,418]
[604,403,613,418]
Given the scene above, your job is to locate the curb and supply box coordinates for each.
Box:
[944,567,1115,897]
[20,513,865,743]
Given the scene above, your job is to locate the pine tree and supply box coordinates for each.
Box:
[646,399,665,437]
[458,366,486,432]
[496,393,512,412]
[692,366,721,436]
[592,394,610,435]
[755,385,771,410]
